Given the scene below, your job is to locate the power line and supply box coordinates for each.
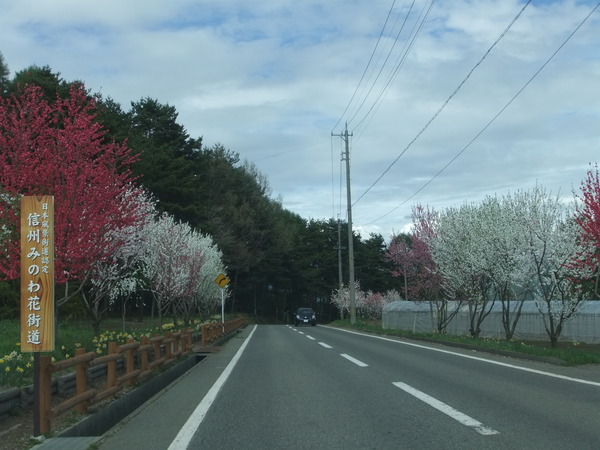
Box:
[353,0,532,207]
[352,0,435,136]
[346,0,417,129]
[331,0,398,134]
[364,0,600,226]
[254,139,329,161]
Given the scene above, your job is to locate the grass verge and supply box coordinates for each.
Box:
[330,319,600,366]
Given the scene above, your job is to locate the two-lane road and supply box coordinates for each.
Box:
[168,325,600,449]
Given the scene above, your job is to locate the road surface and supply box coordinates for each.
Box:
[96,324,600,450]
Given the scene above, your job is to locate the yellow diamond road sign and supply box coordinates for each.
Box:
[215,273,230,288]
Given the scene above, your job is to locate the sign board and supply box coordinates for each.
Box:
[215,273,230,288]
[20,196,55,352]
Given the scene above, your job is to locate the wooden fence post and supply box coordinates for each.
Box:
[140,336,149,373]
[165,333,172,360]
[75,348,89,414]
[107,342,118,389]
[125,339,135,386]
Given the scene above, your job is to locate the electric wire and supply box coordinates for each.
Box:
[353,0,532,207]
[254,140,329,161]
[331,0,398,134]
[345,0,416,129]
[352,0,435,137]
[364,0,600,226]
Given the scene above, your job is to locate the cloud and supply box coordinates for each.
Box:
[1,0,599,240]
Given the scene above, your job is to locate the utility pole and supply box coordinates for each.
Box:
[335,215,345,320]
[332,123,356,324]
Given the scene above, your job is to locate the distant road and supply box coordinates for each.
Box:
[99,324,600,450]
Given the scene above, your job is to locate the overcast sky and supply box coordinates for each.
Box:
[1,0,599,239]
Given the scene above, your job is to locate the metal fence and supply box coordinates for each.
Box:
[382,300,600,344]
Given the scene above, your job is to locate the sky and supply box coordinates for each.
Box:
[1,0,599,240]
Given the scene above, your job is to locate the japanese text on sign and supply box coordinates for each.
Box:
[20,196,55,352]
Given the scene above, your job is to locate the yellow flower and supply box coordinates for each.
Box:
[16,367,24,373]
[0,359,4,364]
[5,367,10,373]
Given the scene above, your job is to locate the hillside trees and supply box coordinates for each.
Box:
[127,97,204,226]
[0,84,147,312]
[354,233,399,294]
[8,65,80,101]
[0,52,9,95]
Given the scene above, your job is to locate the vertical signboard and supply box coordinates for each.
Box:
[20,196,55,352]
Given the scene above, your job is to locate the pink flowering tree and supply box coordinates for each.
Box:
[0,84,142,311]
[388,205,454,334]
[571,163,600,295]
[359,290,401,319]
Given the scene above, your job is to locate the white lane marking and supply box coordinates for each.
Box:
[298,331,305,335]
[168,325,258,450]
[319,342,333,349]
[340,353,369,367]
[306,335,316,340]
[325,326,600,387]
[393,382,499,436]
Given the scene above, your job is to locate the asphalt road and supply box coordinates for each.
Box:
[96,324,600,450]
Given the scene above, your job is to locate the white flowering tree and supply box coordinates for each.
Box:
[83,189,156,336]
[488,192,539,340]
[173,229,225,325]
[141,215,194,328]
[430,202,496,338]
[330,281,362,319]
[140,214,226,329]
[518,186,592,347]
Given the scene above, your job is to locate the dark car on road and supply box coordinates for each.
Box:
[294,307,316,326]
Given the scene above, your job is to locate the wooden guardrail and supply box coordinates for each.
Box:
[200,317,246,347]
[33,318,247,434]
[36,329,193,434]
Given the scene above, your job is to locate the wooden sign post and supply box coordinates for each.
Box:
[20,195,55,435]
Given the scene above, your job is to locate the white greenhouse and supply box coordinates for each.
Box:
[382,300,600,344]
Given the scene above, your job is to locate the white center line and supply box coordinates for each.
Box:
[168,325,258,449]
[318,342,333,349]
[340,353,368,367]
[393,381,499,436]
[306,335,316,340]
